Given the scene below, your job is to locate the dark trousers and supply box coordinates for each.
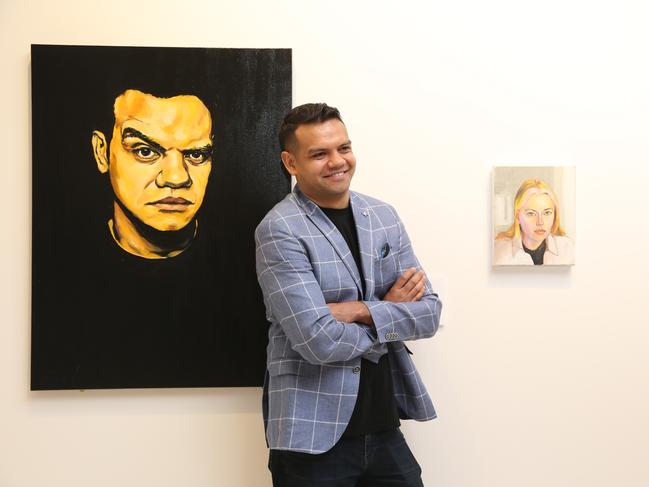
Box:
[268,428,424,487]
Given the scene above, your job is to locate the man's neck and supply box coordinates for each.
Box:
[110,204,196,259]
[301,189,350,209]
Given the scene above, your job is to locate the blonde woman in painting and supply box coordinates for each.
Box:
[494,179,574,265]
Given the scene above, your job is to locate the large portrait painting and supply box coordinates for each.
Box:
[31,45,292,390]
[493,166,575,266]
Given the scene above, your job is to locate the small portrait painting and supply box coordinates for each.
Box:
[31,45,292,390]
[493,166,575,266]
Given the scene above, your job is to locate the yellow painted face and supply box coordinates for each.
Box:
[107,90,213,231]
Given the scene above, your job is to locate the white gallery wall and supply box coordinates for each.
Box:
[2,1,648,486]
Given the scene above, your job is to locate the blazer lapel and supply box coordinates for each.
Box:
[350,192,374,300]
[293,186,364,296]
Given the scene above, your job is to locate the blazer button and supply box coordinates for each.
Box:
[352,366,361,374]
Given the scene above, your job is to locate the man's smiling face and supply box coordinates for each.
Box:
[281,118,356,209]
[106,89,213,231]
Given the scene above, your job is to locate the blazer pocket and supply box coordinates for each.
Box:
[267,360,319,377]
[373,241,399,294]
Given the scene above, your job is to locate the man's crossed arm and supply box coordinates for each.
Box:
[327,268,427,324]
[256,215,441,365]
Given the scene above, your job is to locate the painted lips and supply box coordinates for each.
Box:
[148,197,192,212]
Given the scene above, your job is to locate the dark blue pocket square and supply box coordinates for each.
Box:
[380,243,390,258]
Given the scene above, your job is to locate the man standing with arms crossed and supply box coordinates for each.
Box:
[255,103,442,486]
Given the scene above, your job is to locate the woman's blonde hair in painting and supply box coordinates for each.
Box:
[496,178,566,240]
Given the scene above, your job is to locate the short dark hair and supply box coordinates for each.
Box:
[278,103,343,151]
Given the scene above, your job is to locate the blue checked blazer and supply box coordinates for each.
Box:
[255,185,442,454]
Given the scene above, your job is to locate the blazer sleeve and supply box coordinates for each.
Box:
[255,215,379,365]
[363,212,442,344]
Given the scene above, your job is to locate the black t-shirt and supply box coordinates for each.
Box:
[31,218,268,390]
[320,205,400,436]
[523,239,547,265]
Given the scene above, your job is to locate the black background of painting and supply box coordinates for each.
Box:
[31,45,291,390]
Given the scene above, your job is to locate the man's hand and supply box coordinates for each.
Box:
[327,268,425,325]
[327,301,374,326]
[383,267,426,303]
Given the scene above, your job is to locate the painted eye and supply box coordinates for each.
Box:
[185,150,210,165]
[133,146,159,162]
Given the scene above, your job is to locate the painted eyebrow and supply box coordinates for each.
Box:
[181,144,213,154]
[122,128,166,154]
[122,128,213,155]
[524,208,554,213]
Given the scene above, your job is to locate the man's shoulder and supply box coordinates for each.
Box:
[263,191,301,217]
[351,191,400,222]
[255,192,304,237]
[255,189,402,240]
[351,190,390,208]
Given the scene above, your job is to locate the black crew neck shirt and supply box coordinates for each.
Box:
[320,205,400,437]
[31,217,268,390]
[523,239,547,265]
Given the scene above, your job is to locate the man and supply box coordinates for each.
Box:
[255,103,442,486]
[91,89,213,259]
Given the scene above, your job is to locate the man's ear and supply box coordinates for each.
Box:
[92,130,109,174]
[280,151,297,176]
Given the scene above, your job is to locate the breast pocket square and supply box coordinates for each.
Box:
[380,242,390,258]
